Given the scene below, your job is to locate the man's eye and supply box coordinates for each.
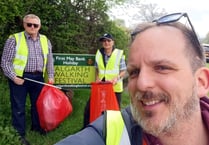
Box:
[155,65,168,70]
[129,69,139,78]
[155,65,173,72]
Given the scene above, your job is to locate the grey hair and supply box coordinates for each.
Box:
[23,14,41,24]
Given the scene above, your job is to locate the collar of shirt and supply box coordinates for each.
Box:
[24,31,40,40]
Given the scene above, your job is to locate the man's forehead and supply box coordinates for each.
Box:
[128,26,188,63]
[25,17,40,23]
[131,26,186,49]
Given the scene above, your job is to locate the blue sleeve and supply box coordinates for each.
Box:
[120,55,127,71]
[54,116,105,145]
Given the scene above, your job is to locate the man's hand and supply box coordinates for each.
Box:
[111,77,118,85]
[48,78,54,84]
[13,77,24,85]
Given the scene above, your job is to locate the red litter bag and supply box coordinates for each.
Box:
[37,85,73,131]
[89,82,119,123]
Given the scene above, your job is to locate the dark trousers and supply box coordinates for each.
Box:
[83,92,121,128]
[115,92,121,108]
[9,72,44,137]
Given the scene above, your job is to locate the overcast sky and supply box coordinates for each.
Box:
[110,0,209,38]
[146,0,209,38]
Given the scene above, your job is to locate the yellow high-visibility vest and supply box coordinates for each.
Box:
[12,31,48,77]
[95,49,123,92]
[106,110,131,145]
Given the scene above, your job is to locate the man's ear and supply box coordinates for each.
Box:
[196,67,209,98]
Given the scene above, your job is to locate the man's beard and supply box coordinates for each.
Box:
[130,84,199,136]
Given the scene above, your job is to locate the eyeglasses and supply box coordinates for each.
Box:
[25,23,39,28]
[131,12,200,46]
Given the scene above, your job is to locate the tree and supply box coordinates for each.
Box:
[0,0,129,56]
[202,32,209,44]
[108,0,167,28]
[134,3,167,22]
[0,0,24,54]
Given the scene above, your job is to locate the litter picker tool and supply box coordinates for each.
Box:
[24,77,73,101]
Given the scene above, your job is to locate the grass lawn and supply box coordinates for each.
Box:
[206,63,209,68]
[0,74,130,145]
[26,88,92,145]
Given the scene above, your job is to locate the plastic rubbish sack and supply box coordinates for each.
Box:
[37,85,73,131]
[89,82,119,123]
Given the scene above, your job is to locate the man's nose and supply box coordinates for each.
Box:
[136,69,155,91]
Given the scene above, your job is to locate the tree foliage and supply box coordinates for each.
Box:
[135,3,167,22]
[202,32,209,44]
[0,0,129,56]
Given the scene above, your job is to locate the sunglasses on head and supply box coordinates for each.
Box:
[25,23,39,28]
[154,13,199,43]
[131,12,200,46]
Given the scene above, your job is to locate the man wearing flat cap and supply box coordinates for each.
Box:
[95,33,127,107]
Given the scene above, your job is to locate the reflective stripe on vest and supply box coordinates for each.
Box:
[106,110,131,145]
[106,110,148,145]
[12,32,48,77]
[95,49,123,92]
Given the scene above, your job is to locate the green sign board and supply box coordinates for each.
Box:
[53,53,96,88]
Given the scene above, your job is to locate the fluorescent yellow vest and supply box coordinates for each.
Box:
[106,110,131,145]
[12,32,48,77]
[95,49,123,92]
